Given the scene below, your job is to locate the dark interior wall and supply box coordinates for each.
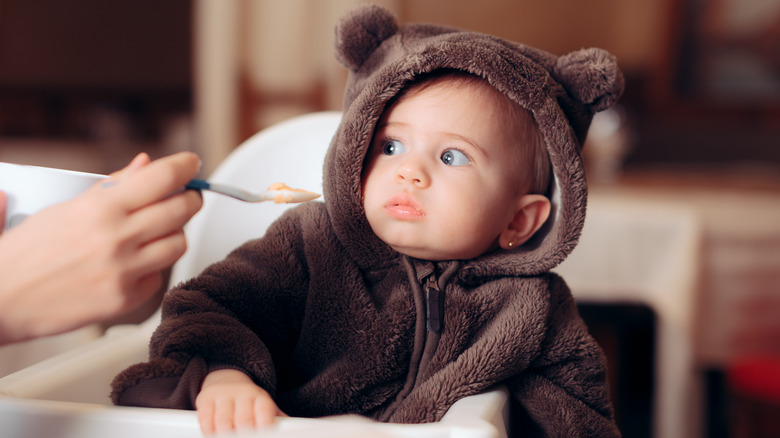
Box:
[0,0,191,91]
[0,0,192,140]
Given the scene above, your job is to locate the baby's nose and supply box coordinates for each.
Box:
[396,159,430,188]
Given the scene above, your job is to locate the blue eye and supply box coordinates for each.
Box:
[382,139,406,155]
[441,149,470,166]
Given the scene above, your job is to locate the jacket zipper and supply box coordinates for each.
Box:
[424,274,442,333]
[380,260,443,421]
[380,260,461,420]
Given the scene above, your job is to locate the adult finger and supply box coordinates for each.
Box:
[96,153,152,192]
[129,270,165,307]
[108,153,152,180]
[122,189,202,247]
[111,152,201,212]
[0,190,7,232]
[131,230,188,276]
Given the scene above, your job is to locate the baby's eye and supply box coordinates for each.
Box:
[382,139,406,155]
[441,149,470,166]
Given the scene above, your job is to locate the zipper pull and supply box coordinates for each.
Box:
[425,276,442,332]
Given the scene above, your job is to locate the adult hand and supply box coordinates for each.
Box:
[0,152,203,344]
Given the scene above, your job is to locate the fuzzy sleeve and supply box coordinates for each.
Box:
[111,203,323,409]
[506,274,621,438]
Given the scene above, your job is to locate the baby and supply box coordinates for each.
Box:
[113,6,624,437]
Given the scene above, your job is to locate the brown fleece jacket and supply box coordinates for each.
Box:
[112,5,624,437]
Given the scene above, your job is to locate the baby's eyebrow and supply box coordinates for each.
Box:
[443,132,488,159]
[380,121,408,130]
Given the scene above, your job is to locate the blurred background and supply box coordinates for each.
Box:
[0,0,778,437]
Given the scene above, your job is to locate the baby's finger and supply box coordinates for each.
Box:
[197,401,217,435]
[254,396,278,427]
[233,397,257,430]
[213,398,236,434]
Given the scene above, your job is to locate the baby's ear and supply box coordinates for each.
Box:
[553,48,624,112]
[334,4,398,71]
[499,195,551,250]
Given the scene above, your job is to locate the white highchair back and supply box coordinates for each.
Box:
[169,111,341,288]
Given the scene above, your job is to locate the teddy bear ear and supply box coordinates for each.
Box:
[335,5,399,71]
[553,48,624,112]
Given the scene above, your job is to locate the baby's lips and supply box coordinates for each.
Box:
[384,192,425,218]
[386,192,422,211]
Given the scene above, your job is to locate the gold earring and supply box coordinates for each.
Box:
[507,241,515,248]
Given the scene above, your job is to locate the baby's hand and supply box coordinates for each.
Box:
[196,369,283,435]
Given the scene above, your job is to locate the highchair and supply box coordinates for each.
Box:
[0,111,509,438]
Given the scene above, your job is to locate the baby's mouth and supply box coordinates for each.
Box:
[385,193,424,219]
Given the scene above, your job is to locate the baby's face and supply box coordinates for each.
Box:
[362,79,528,260]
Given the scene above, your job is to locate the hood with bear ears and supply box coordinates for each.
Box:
[323,4,623,276]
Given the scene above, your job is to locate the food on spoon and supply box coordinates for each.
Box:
[266,182,321,203]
